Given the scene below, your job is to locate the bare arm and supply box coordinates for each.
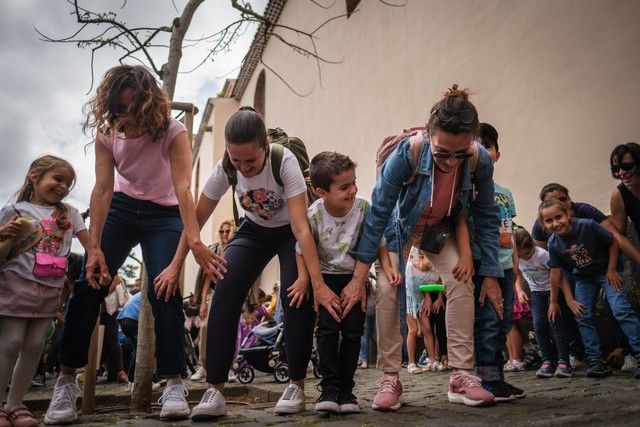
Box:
[154,194,225,301]
[610,188,628,235]
[452,213,474,282]
[85,137,115,289]
[606,237,622,291]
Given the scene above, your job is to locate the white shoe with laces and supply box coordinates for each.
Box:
[190,388,226,420]
[190,366,206,381]
[274,384,306,414]
[158,383,190,419]
[44,381,81,425]
[621,354,638,373]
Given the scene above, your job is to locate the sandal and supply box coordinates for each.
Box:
[0,409,11,427]
[407,363,423,374]
[8,404,38,427]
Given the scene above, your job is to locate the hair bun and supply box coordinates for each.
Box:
[238,106,257,112]
[443,84,469,100]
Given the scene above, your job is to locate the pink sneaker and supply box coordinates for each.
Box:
[447,371,496,407]
[371,374,403,411]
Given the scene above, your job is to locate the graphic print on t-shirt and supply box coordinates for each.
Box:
[495,192,514,249]
[239,188,285,220]
[567,243,593,268]
[36,215,65,255]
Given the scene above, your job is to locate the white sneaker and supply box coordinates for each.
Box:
[570,356,586,371]
[158,383,190,419]
[274,384,306,414]
[190,388,226,420]
[621,354,638,373]
[44,381,81,425]
[228,370,237,382]
[190,366,207,381]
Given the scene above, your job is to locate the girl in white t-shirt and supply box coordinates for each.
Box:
[514,227,573,379]
[0,155,89,426]
[162,107,330,420]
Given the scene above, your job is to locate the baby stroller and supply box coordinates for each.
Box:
[233,321,321,384]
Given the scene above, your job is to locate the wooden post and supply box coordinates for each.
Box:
[131,265,155,412]
[82,317,101,414]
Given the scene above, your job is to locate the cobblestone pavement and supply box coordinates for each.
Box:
[23,365,640,426]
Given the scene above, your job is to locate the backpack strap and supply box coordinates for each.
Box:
[469,141,480,179]
[270,143,285,188]
[404,131,425,185]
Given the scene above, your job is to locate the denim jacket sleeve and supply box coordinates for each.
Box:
[469,150,504,278]
[351,139,413,264]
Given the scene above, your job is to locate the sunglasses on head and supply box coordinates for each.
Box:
[611,162,636,174]
[431,108,475,125]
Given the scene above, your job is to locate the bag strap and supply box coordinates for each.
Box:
[404,131,425,185]
[270,143,285,188]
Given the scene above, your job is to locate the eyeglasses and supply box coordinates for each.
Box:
[611,162,636,174]
[431,108,475,125]
[219,230,231,235]
[432,150,473,160]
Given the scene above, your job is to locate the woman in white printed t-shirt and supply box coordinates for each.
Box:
[156,107,337,420]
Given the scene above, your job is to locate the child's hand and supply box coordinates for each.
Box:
[432,294,445,314]
[516,288,529,305]
[0,215,22,239]
[548,301,560,322]
[452,254,474,282]
[384,267,402,286]
[287,277,309,308]
[606,269,622,291]
[567,298,585,317]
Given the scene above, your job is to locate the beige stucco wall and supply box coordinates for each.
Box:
[236,0,640,234]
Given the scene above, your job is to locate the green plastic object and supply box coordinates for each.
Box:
[419,283,445,292]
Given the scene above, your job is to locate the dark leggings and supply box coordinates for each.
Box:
[205,218,315,384]
[429,292,447,357]
[100,312,124,379]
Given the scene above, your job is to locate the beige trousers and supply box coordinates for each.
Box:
[198,294,212,366]
[375,236,475,372]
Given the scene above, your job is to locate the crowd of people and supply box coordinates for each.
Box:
[0,64,639,425]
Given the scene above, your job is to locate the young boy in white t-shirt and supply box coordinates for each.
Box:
[296,151,401,415]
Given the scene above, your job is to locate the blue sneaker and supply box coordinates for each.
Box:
[417,351,429,368]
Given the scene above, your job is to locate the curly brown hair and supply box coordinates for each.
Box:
[83,65,171,141]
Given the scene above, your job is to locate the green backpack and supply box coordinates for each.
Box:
[223,127,317,223]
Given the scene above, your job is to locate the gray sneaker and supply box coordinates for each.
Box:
[158,383,190,419]
[191,388,226,420]
[44,381,81,425]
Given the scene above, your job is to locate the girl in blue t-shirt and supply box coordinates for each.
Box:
[539,199,640,379]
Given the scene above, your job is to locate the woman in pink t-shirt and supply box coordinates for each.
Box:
[45,65,218,424]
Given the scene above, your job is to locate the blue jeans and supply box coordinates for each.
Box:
[359,314,376,364]
[473,266,515,381]
[563,269,586,359]
[60,192,185,376]
[574,273,640,361]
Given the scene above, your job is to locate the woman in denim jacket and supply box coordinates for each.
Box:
[347,86,503,409]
